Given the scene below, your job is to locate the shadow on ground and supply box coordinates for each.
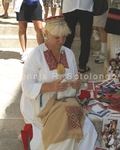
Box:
[0,51,21,60]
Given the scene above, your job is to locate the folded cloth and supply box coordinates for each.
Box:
[37,94,85,150]
[57,79,76,99]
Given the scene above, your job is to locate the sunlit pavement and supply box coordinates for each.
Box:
[0,49,24,149]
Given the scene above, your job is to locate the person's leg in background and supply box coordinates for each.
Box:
[0,0,9,18]
[32,2,44,45]
[33,20,44,45]
[99,27,107,55]
[18,21,29,63]
[91,25,101,57]
[93,11,108,64]
[63,10,78,48]
[42,0,50,19]
[78,10,93,73]
[51,7,56,16]
[94,27,107,64]
[43,0,56,18]
[18,21,27,53]
[16,2,29,63]
[59,7,62,15]
[51,0,61,16]
[59,0,63,15]
[91,16,102,57]
[59,8,62,15]
[92,26,100,41]
[44,6,49,19]
[92,11,108,64]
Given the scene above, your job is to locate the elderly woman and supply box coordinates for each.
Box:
[20,15,97,150]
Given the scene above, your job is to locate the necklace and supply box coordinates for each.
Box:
[57,63,65,74]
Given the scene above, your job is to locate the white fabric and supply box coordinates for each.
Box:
[57,78,76,99]
[13,0,23,12]
[20,43,97,150]
[62,0,94,13]
[92,104,105,112]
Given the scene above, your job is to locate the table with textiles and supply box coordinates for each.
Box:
[80,80,120,147]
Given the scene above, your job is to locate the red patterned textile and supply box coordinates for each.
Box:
[44,50,69,70]
[38,94,85,149]
[108,104,120,112]
[108,13,120,21]
[66,105,83,130]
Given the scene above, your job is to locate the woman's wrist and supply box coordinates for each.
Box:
[40,82,54,94]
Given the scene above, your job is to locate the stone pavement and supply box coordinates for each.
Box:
[0,49,24,150]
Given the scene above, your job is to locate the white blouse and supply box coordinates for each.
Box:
[62,0,94,13]
[20,43,97,150]
[20,43,78,149]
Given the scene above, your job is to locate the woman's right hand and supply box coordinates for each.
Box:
[52,77,68,92]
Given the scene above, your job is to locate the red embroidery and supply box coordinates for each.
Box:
[65,106,83,130]
[44,50,69,70]
[45,15,64,21]
[108,13,120,21]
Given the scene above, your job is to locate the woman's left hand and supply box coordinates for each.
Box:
[69,73,81,90]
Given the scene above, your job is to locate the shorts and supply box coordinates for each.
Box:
[16,2,43,22]
[93,10,108,28]
[42,0,61,8]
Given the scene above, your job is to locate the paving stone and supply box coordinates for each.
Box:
[0,138,24,150]
[0,119,24,137]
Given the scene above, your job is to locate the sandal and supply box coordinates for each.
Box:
[3,15,8,19]
[0,14,5,17]
[78,66,90,73]
[0,14,8,18]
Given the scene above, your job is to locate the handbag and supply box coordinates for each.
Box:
[105,8,120,35]
[93,0,108,16]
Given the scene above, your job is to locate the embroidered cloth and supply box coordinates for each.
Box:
[37,94,85,149]
[44,50,69,70]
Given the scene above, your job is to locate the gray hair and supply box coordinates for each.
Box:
[43,19,71,37]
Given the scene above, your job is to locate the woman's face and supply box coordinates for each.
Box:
[46,31,66,49]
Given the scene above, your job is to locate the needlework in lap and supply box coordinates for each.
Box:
[65,105,83,130]
[44,50,69,70]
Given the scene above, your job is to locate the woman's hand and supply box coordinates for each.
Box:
[69,73,81,90]
[40,74,80,94]
[52,77,68,92]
